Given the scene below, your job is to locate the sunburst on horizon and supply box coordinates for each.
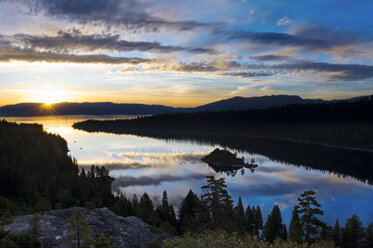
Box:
[30,88,70,105]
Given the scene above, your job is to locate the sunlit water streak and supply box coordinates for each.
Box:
[3,116,373,226]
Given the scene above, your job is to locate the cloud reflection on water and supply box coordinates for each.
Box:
[3,116,373,226]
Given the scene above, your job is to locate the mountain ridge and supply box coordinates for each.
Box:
[0,94,367,116]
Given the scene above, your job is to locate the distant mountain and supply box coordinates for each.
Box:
[0,94,368,116]
[0,102,177,116]
[193,95,323,112]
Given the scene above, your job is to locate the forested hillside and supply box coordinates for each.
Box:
[73,96,373,150]
[0,120,114,215]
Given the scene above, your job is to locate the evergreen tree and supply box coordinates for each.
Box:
[319,224,333,242]
[262,205,284,243]
[195,197,211,233]
[156,191,178,231]
[245,205,254,235]
[66,209,92,248]
[296,190,324,243]
[147,210,161,227]
[158,191,170,222]
[168,204,178,230]
[234,196,246,232]
[333,220,341,247]
[341,215,365,248]
[201,176,233,230]
[178,190,201,233]
[138,193,154,223]
[131,194,139,216]
[366,222,373,248]
[289,206,303,243]
[281,224,288,240]
[253,205,263,235]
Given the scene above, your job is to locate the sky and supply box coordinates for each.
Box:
[0,0,373,107]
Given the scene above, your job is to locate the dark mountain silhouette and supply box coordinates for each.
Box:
[193,95,322,112]
[0,102,176,116]
[0,94,365,116]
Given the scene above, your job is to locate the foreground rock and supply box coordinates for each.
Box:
[2,207,169,248]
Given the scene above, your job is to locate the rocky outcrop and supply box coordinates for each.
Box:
[2,207,170,247]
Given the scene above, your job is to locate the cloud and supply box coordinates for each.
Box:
[112,173,207,190]
[79,162,150,171]
[219,24,359,52]
[274,62,373,81]
[224,30,321,46]
[277,16,292,26]
[251,55,291,62]
[120,60,274,79]
[222,72,272,78]
[115,151,206,164]
[13,0,216,32]
[8,31,214,54]
[0,47,150,64]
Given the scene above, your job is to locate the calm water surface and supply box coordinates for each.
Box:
[4,116,373,226]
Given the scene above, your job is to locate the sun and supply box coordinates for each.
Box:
[31,89,69,105]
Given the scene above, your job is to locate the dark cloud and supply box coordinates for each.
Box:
[173,60,373,81]
[170,61,242,73]
[226,30,319,46]
[112,173,207,189]
[173,62,219,72]
[274,62,373,81]
[0,47,150,64]
[219,25,358,51]
[15,0,216,32]
[11,31,214,54]
[252,55,291,62]
[223,72,273,78]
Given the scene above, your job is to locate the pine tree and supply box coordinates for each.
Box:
[138,193,154,223]
[178,190,201,233]
[147,210,161,227]
[253,205,263,235]
[289,206,303,243]
[319,224,333,242]
[296,190,324,243]
[281,224,288,240]
[234,196,246,232]
[168,204,178,230]
[366,222,373,248]
[341,215,365,248]
[201,176,233,230]
[245,205,254,235]
[262,205,283,243]
[333,220,341,247]
[131,194,139,216]
[66,209,92,248]
[158,191,170,222]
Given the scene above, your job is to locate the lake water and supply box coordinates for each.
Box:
[3,115,373,227]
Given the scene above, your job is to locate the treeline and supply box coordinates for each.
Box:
[0,120,115,216]
[73,96,373,150]
[110,176,373,247]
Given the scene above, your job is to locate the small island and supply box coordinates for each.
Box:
[202,148,258,173]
